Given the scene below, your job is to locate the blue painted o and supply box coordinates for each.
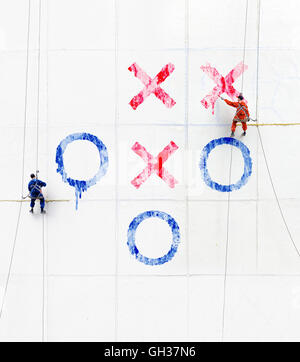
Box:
[56,132,108,209]
[199,137,252,192]
[127,210,180,266]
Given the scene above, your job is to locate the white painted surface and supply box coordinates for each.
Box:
[0,0,299,341]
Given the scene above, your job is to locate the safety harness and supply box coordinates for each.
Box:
[234,104,250,122]
[29,180,44,200]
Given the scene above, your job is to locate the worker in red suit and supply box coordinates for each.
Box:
[220,94,250,137]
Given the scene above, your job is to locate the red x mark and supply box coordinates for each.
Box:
[128,63,176,110]
[200,61,248,114]
[131,141,178,189]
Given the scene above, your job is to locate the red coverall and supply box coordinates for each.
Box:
[224,99,250,132]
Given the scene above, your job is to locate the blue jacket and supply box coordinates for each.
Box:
[28,179,46,198]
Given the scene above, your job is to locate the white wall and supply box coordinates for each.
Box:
[0,0,300,341]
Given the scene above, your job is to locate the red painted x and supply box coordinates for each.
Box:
[131,141,178,188]
[200,61,248,114]
[128,63,176,110]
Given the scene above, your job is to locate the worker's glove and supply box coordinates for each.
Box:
[219,96,224,100]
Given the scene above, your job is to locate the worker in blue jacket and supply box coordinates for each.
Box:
[28,173,46,214]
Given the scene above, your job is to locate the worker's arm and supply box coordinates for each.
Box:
[28,182,32,192]
[38,180,47,187]
[224,99,239,108]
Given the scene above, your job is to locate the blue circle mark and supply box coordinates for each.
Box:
[127,210,180,266]
[56,132,109,209]
[199,137,252,192]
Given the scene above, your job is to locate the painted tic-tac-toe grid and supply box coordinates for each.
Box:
[55,60,252,264]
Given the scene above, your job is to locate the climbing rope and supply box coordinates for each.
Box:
[241,0,248,93]
[184,0,191,339]
[113,0,120,341]
[241,122,300,126]
[0,199,69,203]
[222,0,300,339]
[254,2,300,259]
[0,1,47,342]
[36,0,42,174]
[0,0,32,322]
[35,0,46,341]
[221,0,249,340]
[221,144,233,340]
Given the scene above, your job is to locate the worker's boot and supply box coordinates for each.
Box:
[242,131,246,136]
[230,131,235,137]
[29,208,34,213]
[41,209,46,214]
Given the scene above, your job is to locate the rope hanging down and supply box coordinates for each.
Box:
[0,1,47,342]
[254,2,300,259]
[222,0,300,339]
[221,0,249,341]
[0,0,32,322]
[35,0,46,342]
[36,0,42,175]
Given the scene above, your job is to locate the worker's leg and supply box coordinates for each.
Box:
[242,122,247,131]
[231,121,237,133]
[40,197,45,211]
[29,198,35,213]
[30,198,36,208]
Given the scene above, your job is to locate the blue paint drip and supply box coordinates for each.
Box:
[199,137,252,192]
[127,210,180,266]
[56,132,109,209]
